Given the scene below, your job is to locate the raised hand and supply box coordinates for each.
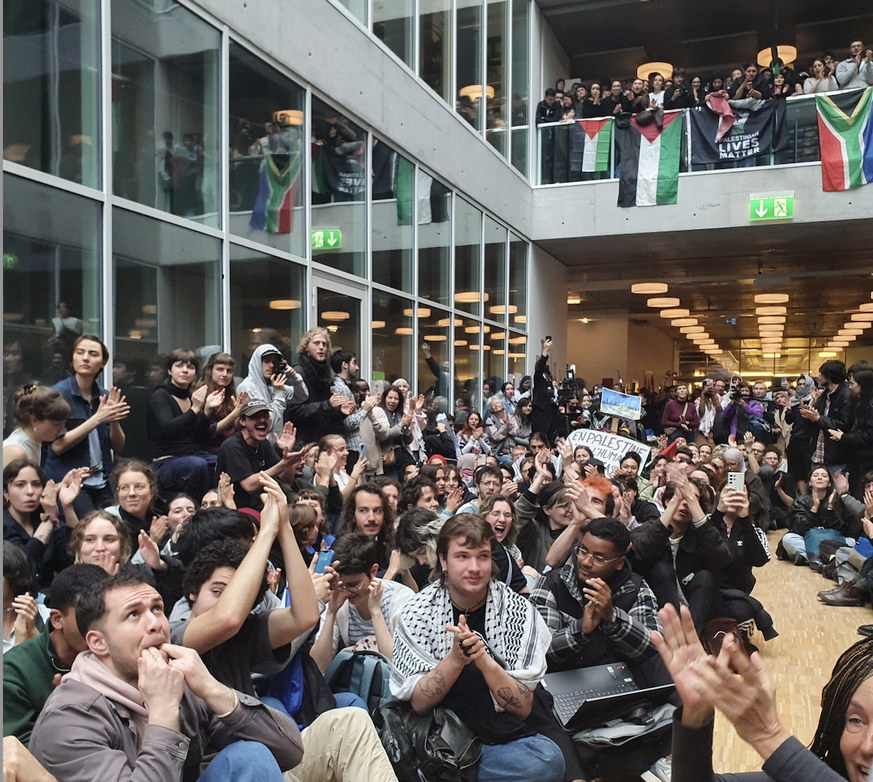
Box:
[137,646,185,729]
[191,384,208,413]
[329,394,347,408]
[275,421,298,453]
[217,471,236,508]
[204,388,225,414]
[39,480,60,516]
[445,614,484,666]
[445,487,465,513]
[93,550,120,575]
[11,593,38,643]
[367,578,384,613]
[149,515,169,545]
[97,388,130,423]
[232,390,249,412]
[137,529,165,571]
[57,468,88,508]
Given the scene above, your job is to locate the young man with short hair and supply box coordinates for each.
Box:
[456,465,503,514]
[391,514,566,782]
[4,564,108,746]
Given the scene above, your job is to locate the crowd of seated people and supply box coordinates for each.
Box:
[536,38,873,125]
[5,323,873,782]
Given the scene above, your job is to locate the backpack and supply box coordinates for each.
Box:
[324,649,393,714]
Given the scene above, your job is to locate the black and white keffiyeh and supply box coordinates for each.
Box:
[390,580,550,706]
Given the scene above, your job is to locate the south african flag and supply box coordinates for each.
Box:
[250,152,301,234]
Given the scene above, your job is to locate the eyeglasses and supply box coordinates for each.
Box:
[576,547,623,566]
[338,582,363,594]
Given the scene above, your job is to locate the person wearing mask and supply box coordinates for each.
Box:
[785,374,817,494]
[286,329,352,446]
[238,344,307,437]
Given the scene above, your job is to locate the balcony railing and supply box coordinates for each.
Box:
[536,92,823,186]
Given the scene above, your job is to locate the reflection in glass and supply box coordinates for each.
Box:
[419,0,452,103]
[3,174,101,426]
[372,141,414,292]
[316,288,361,359]
[4,0,100,188]
[486,0,508,156]
[507,332,527,379]
[311,98,367,276]
[229,43,305,258]
[372,294,413,388]
[418,177,452,307]
[509,233,527,330]
[484,218,507,325]
[229,245,305,370]
[454,318,482,413]
[337,0,367,25]
[454,198,482,316]
[456,0,483,131]
[510,0,530,175]
[511,128,529,177]
[111,0,220,226]
[418,308,454,399]
[374,0,414,67]
[483,325,501,391]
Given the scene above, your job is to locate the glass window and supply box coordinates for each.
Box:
[3,174,101,425]
[337,0,367,25]
[507,332,527,379]
[112,207,221,390]
[454,198,482,316]
[486,0,508,156]
[372,141,414,292]
[418,176,451,307]
[316,287,362,360]
[456,0,483,131]
[4,0,100,188]
[484,217,507,325]
[311,97,367,277]
[454,318,482,413]
[510,0,530,175]
[372,294,414,388]
[509,233,527,330]
[111,0,220,227]
[418,308,455,399]
[229,245,305,369]
[483,325,502,387]
[229,43,305,259]
[419,0,451,103]
[373,0,413,67]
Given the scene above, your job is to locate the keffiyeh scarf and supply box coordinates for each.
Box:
[390,581,550,707]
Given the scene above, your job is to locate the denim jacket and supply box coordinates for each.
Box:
[42,376,114,485]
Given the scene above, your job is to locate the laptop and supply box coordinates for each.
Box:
[542,662,675,731]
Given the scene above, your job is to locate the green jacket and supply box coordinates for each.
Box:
[3,620,68,747]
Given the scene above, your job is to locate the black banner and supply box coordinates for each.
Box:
[688,100,787,164]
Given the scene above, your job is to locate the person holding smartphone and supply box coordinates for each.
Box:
[237,343,308,438]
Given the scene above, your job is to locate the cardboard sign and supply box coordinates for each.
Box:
[600,389,642,421]
[566,429,651,478]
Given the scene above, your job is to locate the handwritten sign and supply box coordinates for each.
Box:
[600,389,642,421]
[566,429,651,478]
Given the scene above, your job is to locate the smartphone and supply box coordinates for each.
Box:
[545,335,552,342]
[358,443,367,461]
[726,472,744,491]
[314,550,335,574]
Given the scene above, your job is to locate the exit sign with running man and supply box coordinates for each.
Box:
[749,194,794,221]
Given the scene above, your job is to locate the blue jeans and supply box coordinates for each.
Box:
[477,734,565,782]
[198,741,284,782]
[153,452,213,502]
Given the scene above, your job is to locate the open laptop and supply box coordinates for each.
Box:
[542,662,675,731]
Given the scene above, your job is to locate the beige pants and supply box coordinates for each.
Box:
[284,708,398,782]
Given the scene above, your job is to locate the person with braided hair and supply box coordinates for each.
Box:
[654,602,873,781]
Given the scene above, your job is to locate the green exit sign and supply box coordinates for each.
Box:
[749,195,794,221]
[311,229,342,250]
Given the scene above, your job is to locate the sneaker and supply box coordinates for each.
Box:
[648,757,671,782]
[858,625,873,637]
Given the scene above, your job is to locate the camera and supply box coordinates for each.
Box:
[271,356,289,376]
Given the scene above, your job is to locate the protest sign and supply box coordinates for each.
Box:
[600,389,642,421]
[566,429,651,477]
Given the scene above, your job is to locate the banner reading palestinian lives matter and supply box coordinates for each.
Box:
[688,100,788,165]
[566,429,652,478]
[815,87,873,192]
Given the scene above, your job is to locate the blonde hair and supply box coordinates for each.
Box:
[296,327,332,356]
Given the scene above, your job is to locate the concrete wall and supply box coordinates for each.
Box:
[626,321,676,390]
[198,0,533,236]
[528,243,568,374]
[531,162,873,241]
[533,7,570,97]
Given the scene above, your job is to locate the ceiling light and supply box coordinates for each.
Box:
[830,340,850,347]
[269,299,302,310]
[851,313,873,323]
[423,335,447,341]
[326,325,338,333]
[581,318,590,324]
[454,340,468,346]
[567,297,582,305]
[660,308,690,319]
[754,293,789,304]
[839,329,863,336]
[320,310,350,321]
[755,306,787,316]
[464,326,480,333]
[455,292,481,303]
[371,320,386,329]
[758,316,786,324]
[690,333,710,341]
[757,45,797,68]
[637,61,673,81]
[459,84,495,100]
[859,303,873,312]
[648,297,681,308]
[819,351,838,357]
[680,326,705,334]
[468,344,481,350]
[671,318,698,327]
[403,307,431,318]
[759,325,784,331]
[394,327,413,335]
[437,318,463,327]
[696,339,715,346]
[762,352,783,358]
[493,350,505,355]
[490,304,518,315]
[631,282,668,295]
[514,315,526,324]
[508,336,527,344]
[490,332,507,340]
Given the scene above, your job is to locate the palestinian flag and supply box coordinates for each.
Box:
[577,118,612,172]
[617,110,683,208]
[815,87,873,192]
[250,152,301,234]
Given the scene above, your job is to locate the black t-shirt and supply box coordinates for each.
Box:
[492,538,527,594]
[216,431,280,511]
[170,611,291,696]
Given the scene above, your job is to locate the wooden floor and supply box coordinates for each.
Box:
[710,530,872,774]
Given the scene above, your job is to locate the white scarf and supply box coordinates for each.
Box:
[390,581,550,707]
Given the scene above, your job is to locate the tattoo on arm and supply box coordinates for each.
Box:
[419,669,446,698]
[516,681,531,698]
[496,687,523,710]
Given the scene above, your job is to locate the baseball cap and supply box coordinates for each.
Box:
[240,399,270,417]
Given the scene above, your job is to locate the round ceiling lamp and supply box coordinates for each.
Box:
[696,339,715,346]
[758,316,786,324]
[637,62,673,80]
[762,352,783,359]
[423,335,447,342]
[269,299,302,310]
[850,313,873,323]
[394,327,413,335]
[648,297,681,308]
[567,296,582,305]
[458,84,495,101]
[631,282,669,295]
[859,303,873,312]
[371,320,386,329]
[660,308,690,319]
[671,319,698,327]
[819,351,838,358]
[756,45,797,68]
[830,340,850,347]
[754,293,789,304]
[455,292,481,303]
[490,305,518,315]
[680,326,705,334]
[755,306,787,316]
[320,310,350,321]
[839,328,863,336]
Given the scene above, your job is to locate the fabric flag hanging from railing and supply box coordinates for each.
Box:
[572,118,612,172]
[815,87,873,192]
[616,110,683,207]
[250,152,301,234]
[687,100,787,165]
